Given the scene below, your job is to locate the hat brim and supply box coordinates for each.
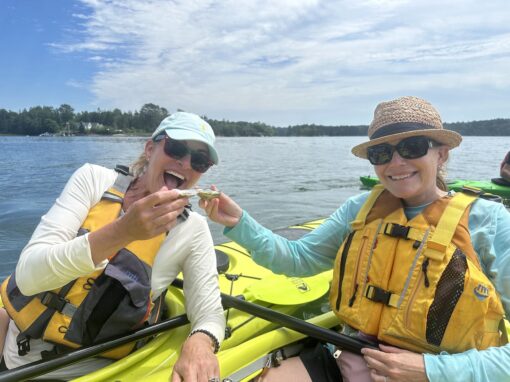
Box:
[351,129,462,159]
[164,128,219,165]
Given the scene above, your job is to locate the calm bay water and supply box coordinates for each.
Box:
[0,135,507,279]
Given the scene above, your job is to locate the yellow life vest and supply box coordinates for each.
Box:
[329,185,506,354]
[0,168,167,359]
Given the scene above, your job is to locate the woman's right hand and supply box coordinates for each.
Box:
[199,186,242,228]
[119,188,189,241]
[89,188,188,265]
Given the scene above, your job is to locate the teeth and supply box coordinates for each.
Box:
[390,173,412,180]
[166,170,184,180]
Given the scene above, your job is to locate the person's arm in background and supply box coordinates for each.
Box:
[202,190,370,277]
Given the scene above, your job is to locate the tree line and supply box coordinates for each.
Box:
[1,103,510,136]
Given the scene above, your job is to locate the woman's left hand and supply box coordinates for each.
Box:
[362,344,428,382]
[170,332,219,382]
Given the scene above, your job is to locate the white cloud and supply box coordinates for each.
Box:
[59,0,510,125]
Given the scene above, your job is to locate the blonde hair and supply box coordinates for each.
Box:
[437,163,448,191]
[130,152,148,179]
[435,144,449,191]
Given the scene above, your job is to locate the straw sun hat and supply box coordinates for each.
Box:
[351,96,462,159]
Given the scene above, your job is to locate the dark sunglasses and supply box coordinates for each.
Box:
[367,136,437,165]
[154,134,213,173]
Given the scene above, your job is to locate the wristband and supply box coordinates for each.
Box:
[189,329,220,353]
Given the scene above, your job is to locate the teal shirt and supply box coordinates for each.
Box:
[225,192,510,382]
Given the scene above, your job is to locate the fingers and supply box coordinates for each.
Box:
[199,197,220,220]
[363,348,391,378]
[378,344,409,354]
[142,188,182,206]
[370,368,388,381]
[363,346,427,382]
[170,370,182,382]
[365,352,387,373]
[121,190,188,241]
[174,335,219,382]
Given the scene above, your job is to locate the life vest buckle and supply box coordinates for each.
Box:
[17,334,30,356]
[365,285,391,305]
[384,223,410,239]
[40,291,68,312]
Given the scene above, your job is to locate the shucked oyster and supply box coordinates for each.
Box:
[177,188,221,200]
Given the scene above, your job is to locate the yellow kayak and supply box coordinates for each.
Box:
[72,218,334,382]
[3,217,509,381]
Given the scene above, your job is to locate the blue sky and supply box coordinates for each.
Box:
[1,0,510,126]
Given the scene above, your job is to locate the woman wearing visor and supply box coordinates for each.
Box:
[202,97,510,382]
[0,112,225,382]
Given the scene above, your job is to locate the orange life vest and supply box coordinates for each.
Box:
[329,185,506,353]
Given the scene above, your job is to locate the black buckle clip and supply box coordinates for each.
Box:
[384,223,410,239]
[40,292,67,312]
[365,285,391,305]
[17,335,30,356]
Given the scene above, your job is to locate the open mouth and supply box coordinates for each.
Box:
[164,171,185,189]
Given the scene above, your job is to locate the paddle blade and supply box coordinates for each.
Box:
[244,274,330,305]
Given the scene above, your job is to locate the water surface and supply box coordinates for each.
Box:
[0,136,507,278]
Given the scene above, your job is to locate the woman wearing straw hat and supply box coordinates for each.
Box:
[201,96,510,382]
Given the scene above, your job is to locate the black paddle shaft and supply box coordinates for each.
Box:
[220,292,378,354]
[172,279,378,355]
[0,313,189,382]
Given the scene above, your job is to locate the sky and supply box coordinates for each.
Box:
[1,0,510,126]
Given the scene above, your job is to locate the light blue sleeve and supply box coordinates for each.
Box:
[224,192,370,277]
[425,200,510,382]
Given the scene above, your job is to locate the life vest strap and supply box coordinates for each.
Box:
[101,169,134,202]
[425,192,477,261]
[364,285,399,308]
[114,164,130,176]
[40,344,70,360]
[500,319,509,345]
[351,185,385,230]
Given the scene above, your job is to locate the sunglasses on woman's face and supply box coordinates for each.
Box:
[154,135,213,173]
[367,136,436,165]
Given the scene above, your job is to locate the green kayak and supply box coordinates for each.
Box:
[360,176,510,200]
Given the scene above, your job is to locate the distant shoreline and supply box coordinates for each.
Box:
[1,102,509,136]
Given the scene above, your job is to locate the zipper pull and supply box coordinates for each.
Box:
[421,258,430,288]
[333,349,342,359]
[348,284,359,307]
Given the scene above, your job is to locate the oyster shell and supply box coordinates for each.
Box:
[177,188,221,200]
[197,189,221,200]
